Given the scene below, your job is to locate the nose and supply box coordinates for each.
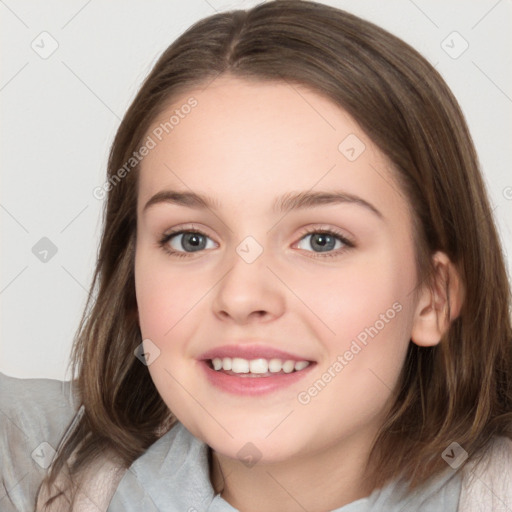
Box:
[212,245,286,325]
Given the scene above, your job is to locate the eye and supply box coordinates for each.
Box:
[295,227,354,258]
[158,228,216,258]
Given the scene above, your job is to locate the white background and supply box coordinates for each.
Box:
[1,0,511,380]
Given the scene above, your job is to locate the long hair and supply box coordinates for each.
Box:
[39,0,512,506]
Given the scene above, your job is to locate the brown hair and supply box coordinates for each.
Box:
[39,0,512,506]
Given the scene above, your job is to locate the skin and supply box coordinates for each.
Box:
[134,75,462,511]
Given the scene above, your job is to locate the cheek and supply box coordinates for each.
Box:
[294,249,415,414]
[134,249,208,423]
[134,246,204,341]
[298,246,414,351]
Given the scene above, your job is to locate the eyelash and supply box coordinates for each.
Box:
[157,226,355,260]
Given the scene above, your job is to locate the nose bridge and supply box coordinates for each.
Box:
[211,232,284,322]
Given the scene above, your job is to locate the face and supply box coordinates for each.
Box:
[134,75,419,464]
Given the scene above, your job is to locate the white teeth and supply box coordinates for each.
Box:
[231,357,250,373]
[268,358,283,373]
[282,360,295,373]
[249,358,269,374]
[210,357,311,374]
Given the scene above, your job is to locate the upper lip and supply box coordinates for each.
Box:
[199,343,315,362]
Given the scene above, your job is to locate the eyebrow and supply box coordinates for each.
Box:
[143,189,383,219]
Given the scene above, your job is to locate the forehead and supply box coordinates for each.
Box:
[137,76,408,220]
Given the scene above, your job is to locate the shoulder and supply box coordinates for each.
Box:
[1,369,78,408]
[459,435,512,512]
[0,370,79,445]
[0,371,80,511]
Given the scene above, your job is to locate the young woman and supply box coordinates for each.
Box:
[2,1,511,510]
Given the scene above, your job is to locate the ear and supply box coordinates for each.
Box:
[411,251,464,347]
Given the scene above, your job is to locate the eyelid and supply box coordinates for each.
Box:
[295,225,355,246]
[159,223,217,244]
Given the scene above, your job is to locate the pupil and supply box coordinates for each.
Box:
[312,234,334,252]
[183,233,205,251]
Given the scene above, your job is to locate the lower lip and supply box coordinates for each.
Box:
[199,360,316,396]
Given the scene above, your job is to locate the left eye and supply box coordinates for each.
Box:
[295,230,352,255]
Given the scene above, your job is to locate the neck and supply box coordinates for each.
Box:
[209,430,379,512]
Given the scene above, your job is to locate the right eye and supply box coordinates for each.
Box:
[158,229,217,258]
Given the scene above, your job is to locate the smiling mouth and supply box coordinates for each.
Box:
[206,356,314,377]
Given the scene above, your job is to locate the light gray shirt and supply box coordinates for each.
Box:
[1,371,462,511]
